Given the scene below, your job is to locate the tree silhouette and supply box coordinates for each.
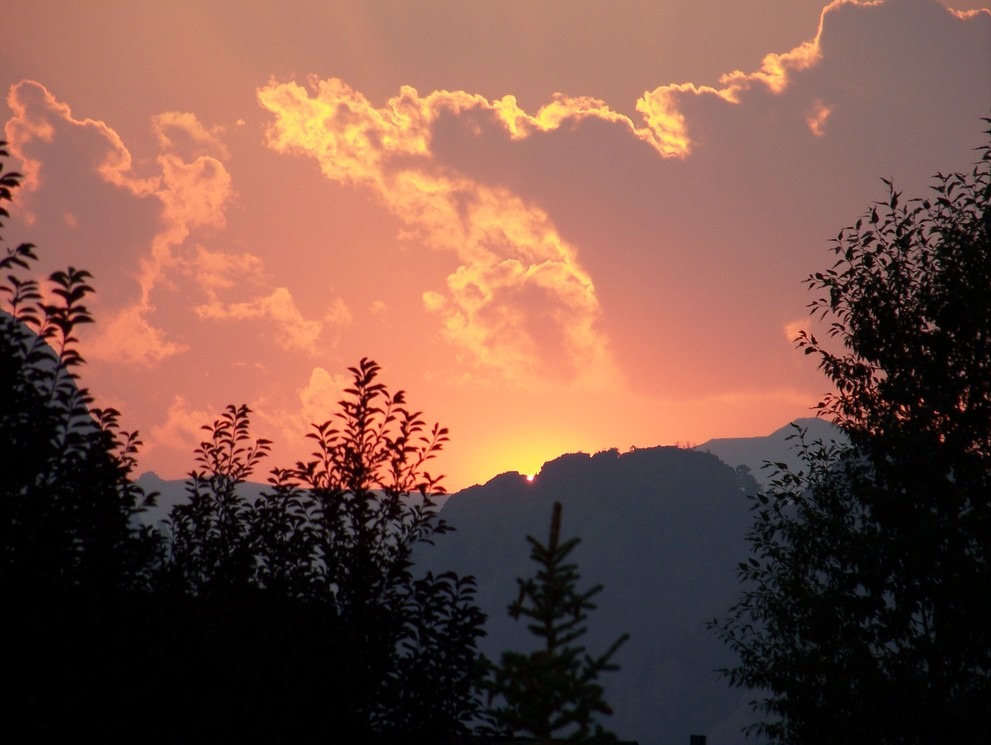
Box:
[158,360,487,741]
[167,403,272,597]
[1,139,485,739]
[485,501,628,743]
[1,141,162,733]
[713,122,991,744]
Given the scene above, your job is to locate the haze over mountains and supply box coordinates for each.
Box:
[697,416,844,485]
[137,418,842,744]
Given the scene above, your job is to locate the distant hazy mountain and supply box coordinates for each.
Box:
[135,472,269,528]
[696,417,844,485]
[420,445,763,745]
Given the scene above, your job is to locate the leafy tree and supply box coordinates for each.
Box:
[485,501,628,743]
[1,137,484,738]
[167,403,272,597]
[159,359,487,741]
[713,123,991,744]
[1,141,163,732]
[1,150,157,596]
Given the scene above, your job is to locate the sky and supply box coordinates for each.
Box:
[2,0,989,491]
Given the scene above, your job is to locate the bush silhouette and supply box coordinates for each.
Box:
[158,365,487,740]
[1,140,485,740]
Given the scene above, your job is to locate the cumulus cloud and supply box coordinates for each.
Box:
[152,111,230,160]
[256,0,989,389]
[152,148,232,247]
[85,306,188,365]
[298,366,351,427]
[5,80,154,199]
[718,34,823,95]
[631,1,842,156]
[196,287,327,354]
[4,80,347,365]
[258,77,615,386]
[147,395,215,454]
[5,82,175,363]
[806,100,832,136]
[180,244,266,295]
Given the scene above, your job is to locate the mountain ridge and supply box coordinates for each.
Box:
[424,444,764,745]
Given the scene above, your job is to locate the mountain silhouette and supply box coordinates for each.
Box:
[421,444,766,745]
[696,416,843,485]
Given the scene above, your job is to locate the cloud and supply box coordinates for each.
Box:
[783,318,808,345]
[4,81,347,365]
[806,100,832,136]
[85,306,188,366]
[404,0,989,402]
[717,32,823,95]
[180,244,266,295]
[147,395,215,455]
[258,77,615,386]
[152,148,232,247]
[4,80,155,200]
[152,111,230,160]
[4,81,236,364]
[257,0,989,391]
[298,367,351,428]
[195,287,331,354]
[631,2,835,156]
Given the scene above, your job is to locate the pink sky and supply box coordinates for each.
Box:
[3,0,989,490]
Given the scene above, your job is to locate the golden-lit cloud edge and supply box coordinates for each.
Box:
[4,80,347,364]
[251,1,871,387]
[258,77,616,389]
[254,0,988,394]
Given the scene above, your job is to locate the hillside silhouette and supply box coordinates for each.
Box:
[421,444,772,745]
[697,417,842,485]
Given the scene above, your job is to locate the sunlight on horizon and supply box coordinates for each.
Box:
[1,0,987,491]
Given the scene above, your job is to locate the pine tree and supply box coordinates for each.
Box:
[486,501,628,743]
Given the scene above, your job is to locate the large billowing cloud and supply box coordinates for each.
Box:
[258,78,616,386]
[256,0,989,399]
[428,0,990,401]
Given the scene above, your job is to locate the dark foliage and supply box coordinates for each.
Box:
[158,365,487,740]
[713,123,991,744]
[1,140,163,732]
[484,501,628,743]
[1,139,485,740]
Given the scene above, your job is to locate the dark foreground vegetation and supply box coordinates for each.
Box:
[3,119,989,744]
[1,151,484,737]
[713,122,991,744]
[0,140,626,743]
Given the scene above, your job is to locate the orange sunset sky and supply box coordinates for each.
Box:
[2,0,990,490]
